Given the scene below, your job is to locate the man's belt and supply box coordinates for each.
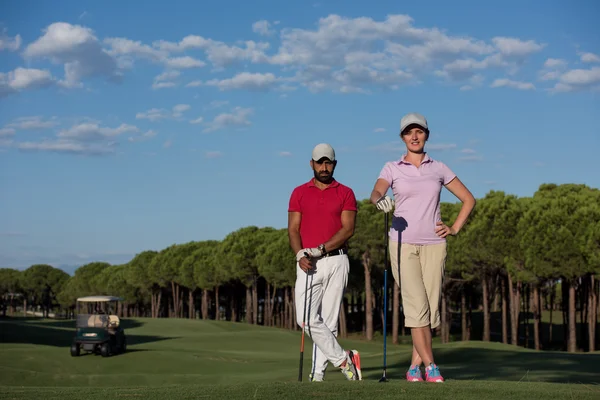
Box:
[322,248,348,257]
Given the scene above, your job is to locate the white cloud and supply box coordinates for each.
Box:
[279,151,292,157]
[548,66,600,92]
[23,22,122,88]
[373,128,386,133]
[205,151,223,158]
[580,52,600,63]
[57,122,138,141]
[461,148,476,154]
[2,15,568,96]
[203,107,253,132]
[7,116,60,130]
[491,37,545,57]
[427,143,457,151]
[544,58,567,68]
[153,34,269,68]
[204,72,279,91]
[152,70,180,89]
[128,129,156,142]
[458,154,484,162]
[17,139,117,155]
[253,20,275,36]
[172,104,191,117]
[491,78,535,90]
[136,108,168,121]
[0,28,21,51]
[136,104,191,121]
[0,128,16,137]
[0,68,56,97]
[164,56,205,69]
[190,117,204,124]
[4,116,154,155]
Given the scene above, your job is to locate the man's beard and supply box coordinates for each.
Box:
[314,169,333,184]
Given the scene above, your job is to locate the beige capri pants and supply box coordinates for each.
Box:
[388,240,447,329]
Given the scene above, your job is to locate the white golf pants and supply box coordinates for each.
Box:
[295,253,349,375]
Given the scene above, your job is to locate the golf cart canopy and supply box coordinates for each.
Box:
[76,296,123,302]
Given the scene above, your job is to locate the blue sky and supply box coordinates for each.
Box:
[1,0,599,273]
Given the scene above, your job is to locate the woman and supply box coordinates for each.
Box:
[370,112,475,383]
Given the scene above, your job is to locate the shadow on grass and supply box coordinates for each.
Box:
[6,317,144,331]
[0,318,178,349]
[362,343,600,384]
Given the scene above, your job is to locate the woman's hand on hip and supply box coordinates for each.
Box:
[435,221,456,238]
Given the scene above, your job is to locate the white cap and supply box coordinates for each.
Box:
[312,143,335,161]
[400,112,429,133]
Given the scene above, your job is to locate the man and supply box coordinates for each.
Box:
[288,143,362,382]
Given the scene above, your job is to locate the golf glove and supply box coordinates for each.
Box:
[296,247,323,261]
[376,195,394,213]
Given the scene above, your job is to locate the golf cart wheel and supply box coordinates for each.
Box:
[100,342,110,357]
[70,343,80,357]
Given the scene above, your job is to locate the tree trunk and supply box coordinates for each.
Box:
[214,286,220,320]
[362,251,373,341]
[230,286,237,322]
[568,281,577,352]
[292,285,297,331]
[265,284,271,326]
[589,275,596,352]
[508,275,519,346]
[189,289,194,319]
[549,282,555,344]
[252,276,258,325]
[533,284,540,350]
[283,287,289,329]
[271,285,277,327]
[524,284,530,348]
[441,291,447,344]
[202,289,209,320]
[562,281,569,351]
[170,282,178,318]
[339,299,347,339]
[482,275,490,342]
[461,289,468,341]
[252,278,258,325]
[245,286,252,324]
[492,277,500,312]
[392,283,400,344]
[502,276,508,344]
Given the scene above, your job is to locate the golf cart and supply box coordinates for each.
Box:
[70,295,127,357]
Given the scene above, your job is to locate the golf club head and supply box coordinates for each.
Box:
[378,375,389,382]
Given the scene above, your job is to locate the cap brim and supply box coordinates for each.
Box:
[401,123,428,134]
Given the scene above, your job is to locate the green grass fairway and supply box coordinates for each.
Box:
[1,317,599,399]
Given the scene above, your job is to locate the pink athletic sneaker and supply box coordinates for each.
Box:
[406,365,424,382]
[425,363,444,383]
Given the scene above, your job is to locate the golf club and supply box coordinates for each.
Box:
[379,212,389,382]
[298,252,310,382]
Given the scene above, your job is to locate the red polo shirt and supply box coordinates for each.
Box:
[288,178,357,248]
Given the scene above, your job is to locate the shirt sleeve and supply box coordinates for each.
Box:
[439,161,457,185]
[288,187,302,212]
[377,162,394,186]
[342,188,358,211]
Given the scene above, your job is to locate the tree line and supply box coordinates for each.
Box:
[1,183,598,353]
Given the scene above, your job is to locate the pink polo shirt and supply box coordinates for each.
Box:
[288,178,357,248]
[378,153,456,245]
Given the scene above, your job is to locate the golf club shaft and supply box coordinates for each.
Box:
[298,254,310,381]
[383,212,389,376]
